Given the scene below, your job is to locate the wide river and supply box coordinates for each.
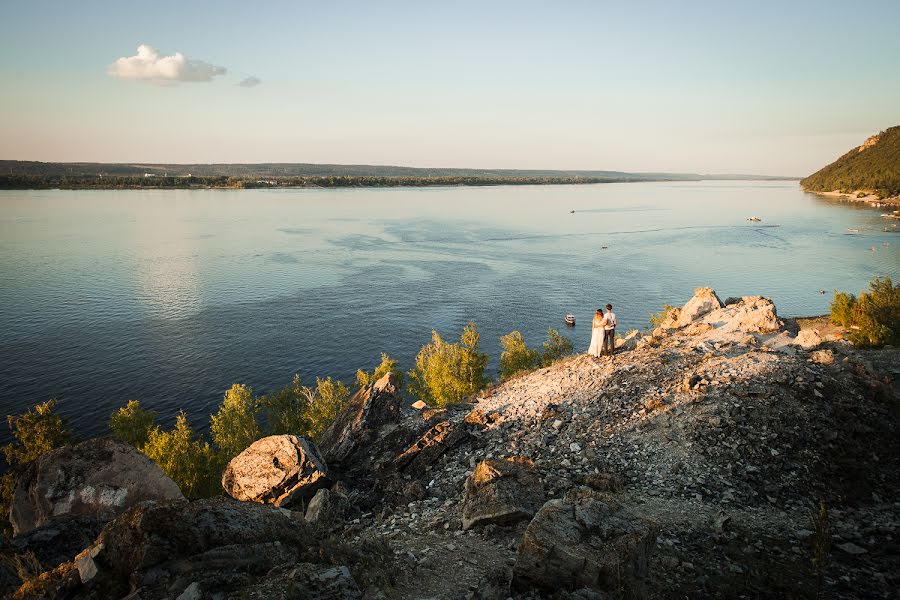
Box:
[1,181,897,443]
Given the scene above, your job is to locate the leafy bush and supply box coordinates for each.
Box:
[829,291,857,327]
[210,384,262,461]
[499,331,539,381]
[649,303,677,327]
[259,375,350,441]
[408,322,488,406]
[109,400,156,448]
[142,412,221,498]
[2,400,74,466]
[1,400,75,535]
[259,374,307,436]
[300,377,350,442]
[541,328,574,366]
[356,353,404,391]
[831,276,899,347]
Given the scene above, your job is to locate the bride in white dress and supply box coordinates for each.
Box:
[587,308,606,358]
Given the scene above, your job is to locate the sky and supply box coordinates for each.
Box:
[1,0,898,176]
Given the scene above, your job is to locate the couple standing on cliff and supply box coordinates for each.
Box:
[588,303,617,358]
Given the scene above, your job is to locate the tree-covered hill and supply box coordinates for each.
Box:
[801,126,900,198]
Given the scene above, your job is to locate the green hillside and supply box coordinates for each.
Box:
[801,126,900,198]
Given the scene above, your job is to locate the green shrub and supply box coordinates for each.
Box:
[832,276,899,347]
[499,331,540,381]
[142,412,221,498]
[109,400,156,448]
[541,328,574,366]
[355,353,404,391]
[2,400,74,466]
[258,374,350,441]
[210,384,262,461]
[1,400,75,536]
[259,374,307,436]
[649,303,676,327]
[299,377,351,442]
[408,322,488,406]
[829,291,857,327]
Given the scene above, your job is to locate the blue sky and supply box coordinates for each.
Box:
[1,0,898,175]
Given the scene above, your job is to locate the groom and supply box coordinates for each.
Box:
[602,303,616,355]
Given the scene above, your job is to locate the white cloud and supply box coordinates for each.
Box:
[237,76,261,88]
[107,45,226,84]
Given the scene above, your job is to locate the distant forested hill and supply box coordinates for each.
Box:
[801,126,900,198]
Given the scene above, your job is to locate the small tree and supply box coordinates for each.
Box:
[210,384,262,461]
[459,322,488,394]
[260,374,306,436]
[301,377,350,442]
[499,331,540,381]
[831,276,899,347]
[142,412,220,499]
[541,328,574,366]
[1,400,75,536]
[848,276,899,347]
[408,322,488,406]
[830,291,857,327]
[356,353,404,391]
[3,400,74,466]
[109,400,156,448]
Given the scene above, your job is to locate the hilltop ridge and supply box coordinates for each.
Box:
[801,126,900,199]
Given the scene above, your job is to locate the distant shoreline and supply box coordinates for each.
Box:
[803,188,900,208]
[0,175,801,192]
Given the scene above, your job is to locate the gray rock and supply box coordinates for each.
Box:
[676,287,724,326]
[67,498,313,598]
[461,458,543,530]
[9,437,184,535]
[305,488,348,525]
[318,373,403,467]
[513,488,657,597]
[222,435,328,507]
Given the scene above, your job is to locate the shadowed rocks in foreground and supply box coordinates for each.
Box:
[10,437,184,536]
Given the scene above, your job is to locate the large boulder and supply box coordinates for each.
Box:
[701,295,783,334]
[9,437,183,536]
[222,435,328,507]
[676,287,724,326]
[512,488,657,598]
[460,458,543,530]
[318,372,403,469]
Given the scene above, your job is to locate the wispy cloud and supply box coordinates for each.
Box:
[107,45,226,84]
[237,76,261,88]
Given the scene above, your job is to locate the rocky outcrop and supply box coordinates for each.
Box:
[675,287,724,326]
[460,458,543,530]
[9,437,183,536]
[393,420,468,478]
[222,435,328,507]
[32,498,326,599]
[319,372,403,467]
[512,489,657,597]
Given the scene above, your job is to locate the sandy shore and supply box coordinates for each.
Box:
[806,188,900,208]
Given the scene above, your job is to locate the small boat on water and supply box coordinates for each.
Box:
[748,216,762,222]
[565,313,576,326]
[847,228,862,233]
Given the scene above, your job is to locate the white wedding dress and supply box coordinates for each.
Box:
[587,318,605,357]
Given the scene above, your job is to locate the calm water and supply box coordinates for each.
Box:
[1,181,897,443]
